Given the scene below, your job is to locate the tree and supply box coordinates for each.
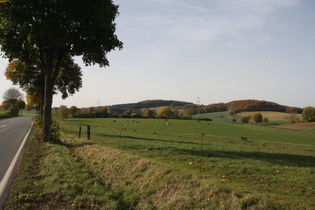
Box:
[263,117,269,123]
[159,106,173,119]
[123,109,133,117]
[58,105,69,119]
[2,87,24,108]
[240,116,250,124]
[0,0,123,141]
[252,113,263,124]
[302,106,315,122]
[9,105,19,117]
[25,104,34,112]
[87,107,95,115]
[143,108,154,118]
[183,108,194,119]
[26,93,41,113]
[99,107,108,117]
[69,106,79,116]
[5,58,83,114]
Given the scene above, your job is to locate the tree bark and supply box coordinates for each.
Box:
[42,48,65,141]
[42,65,53,141]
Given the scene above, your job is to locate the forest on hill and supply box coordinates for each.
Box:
[108,100,194,114]
[202,100,303,114]
[107,99,302,115]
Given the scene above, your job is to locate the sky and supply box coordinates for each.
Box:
[0,0,315,108]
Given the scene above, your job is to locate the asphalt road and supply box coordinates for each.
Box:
[0,115,34,207]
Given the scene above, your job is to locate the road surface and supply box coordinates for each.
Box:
[0,115,34,207]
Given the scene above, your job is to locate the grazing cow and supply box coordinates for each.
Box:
[241,137,248,141]
[166,123,170,125]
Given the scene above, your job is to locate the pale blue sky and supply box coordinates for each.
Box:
[1,0,314,108]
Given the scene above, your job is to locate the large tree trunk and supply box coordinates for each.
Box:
[42,66,53,141]
[41,47,66,141]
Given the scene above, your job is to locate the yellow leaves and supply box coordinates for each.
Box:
[5,59,27,84]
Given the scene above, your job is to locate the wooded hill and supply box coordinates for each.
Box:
[108,100,194,114]
[107,99,302,115]
[202,100,302,114]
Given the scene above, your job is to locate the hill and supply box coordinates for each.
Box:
[108,99,194,115]
[106,99,302,116]
[202,99,302,115]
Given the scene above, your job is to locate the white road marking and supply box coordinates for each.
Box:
[0,123,33,202]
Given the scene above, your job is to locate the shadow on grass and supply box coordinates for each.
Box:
[97,132,205,145]
[193,149,315,168]
[62,129,315,169]
[97,133,315,168]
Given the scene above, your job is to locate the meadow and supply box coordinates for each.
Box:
[193,111,302,124]
[54,117,315,209]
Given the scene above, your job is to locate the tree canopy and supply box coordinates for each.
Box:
[2,87,24,106]
[5,57,83,112]
[0,0,123,140]
[159,106,173,119]
[252,113,263,124]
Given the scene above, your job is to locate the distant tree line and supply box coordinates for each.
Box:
[200,100,302,115]
[107,99,302,117]
[56,105,196,120]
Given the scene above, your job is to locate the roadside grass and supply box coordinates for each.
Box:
[5,124,124,209]
[58,118,315,209]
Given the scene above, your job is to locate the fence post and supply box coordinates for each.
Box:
[78,126,81,138]
[87,125,90,140]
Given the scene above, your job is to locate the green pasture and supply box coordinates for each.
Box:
[192,111,233,123]
[57,117,315,208]
[193,111,302,125]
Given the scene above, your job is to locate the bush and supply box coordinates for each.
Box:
[302,106,315,122]
[252,113,263,124]
[33,115,60,142]
[240,116,250,124]
[9,105,19,117]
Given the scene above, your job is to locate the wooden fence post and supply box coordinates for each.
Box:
[78,126,81,138]
[87,125,90,140]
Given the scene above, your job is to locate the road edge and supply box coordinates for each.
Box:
[0,123,33,208]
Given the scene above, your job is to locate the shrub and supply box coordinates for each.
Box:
[302,106,315,122]
[9,105,19,117]
[263,117,269,123]
[252,113,263,124]
[240,116,250,124]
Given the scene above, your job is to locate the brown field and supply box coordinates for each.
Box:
[280,123,315,130]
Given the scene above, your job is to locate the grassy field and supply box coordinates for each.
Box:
[193,111,233,123]
[7,117,315,209]
[62,118,315,208]
[193,111,302,125]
